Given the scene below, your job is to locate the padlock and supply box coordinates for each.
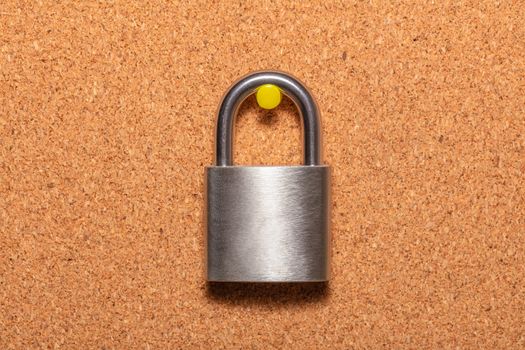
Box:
[206,71,330,282]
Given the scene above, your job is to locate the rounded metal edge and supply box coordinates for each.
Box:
[215,70,322,166]
[207,278,328,283]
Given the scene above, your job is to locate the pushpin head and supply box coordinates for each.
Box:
[256,84,282,110]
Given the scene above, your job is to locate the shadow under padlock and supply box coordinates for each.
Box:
[206,281,329,304]
[205,71,330,284]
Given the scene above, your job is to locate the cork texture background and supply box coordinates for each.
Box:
[1,1,524,348]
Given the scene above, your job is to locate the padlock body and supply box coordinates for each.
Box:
[206,165,330,282]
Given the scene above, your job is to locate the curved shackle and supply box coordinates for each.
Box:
[215,71,321,166]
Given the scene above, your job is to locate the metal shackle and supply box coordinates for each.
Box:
[215,71,321,166]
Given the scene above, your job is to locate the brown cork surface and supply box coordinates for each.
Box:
[1,1,524,348]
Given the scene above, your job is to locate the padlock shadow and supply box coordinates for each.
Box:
[206,282,329,305]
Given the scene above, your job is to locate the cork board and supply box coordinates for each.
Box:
[1,1,524,348]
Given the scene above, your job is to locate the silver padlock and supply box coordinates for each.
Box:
[206,71,330,282]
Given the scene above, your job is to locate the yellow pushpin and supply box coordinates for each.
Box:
[255,84,282,110]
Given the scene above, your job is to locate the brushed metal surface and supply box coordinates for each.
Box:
[206,166,330,282]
